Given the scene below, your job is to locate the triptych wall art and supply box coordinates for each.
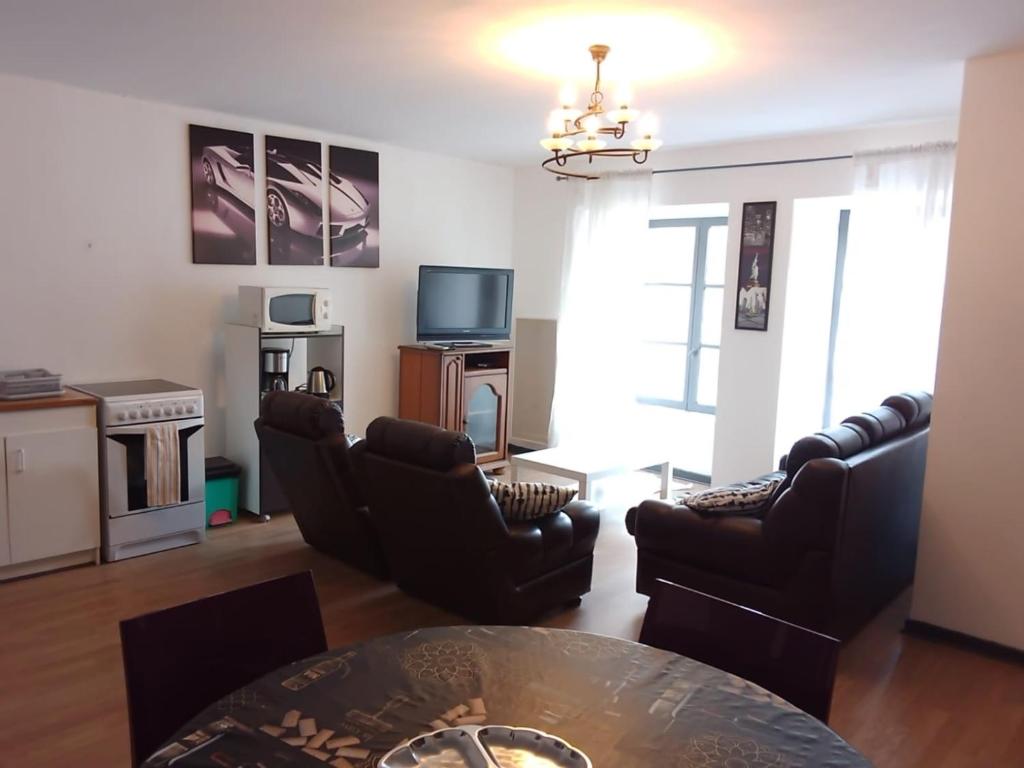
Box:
[189,124,380,268]
[734,201,776,331]
[189,125,258,265]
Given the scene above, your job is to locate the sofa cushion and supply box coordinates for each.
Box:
[489,480,577,521]
[842,406,906,444]
[882,391,933,428]
[681,471,785,516]
[785,423,869,478]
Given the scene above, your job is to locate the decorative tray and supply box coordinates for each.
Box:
[380,725,592,768]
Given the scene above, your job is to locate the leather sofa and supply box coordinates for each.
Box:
[255,391,389,579]
[354,416,600,623]
[626,392,932,639]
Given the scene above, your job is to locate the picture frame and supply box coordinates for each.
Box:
[734,201,776,331]
[188,124,257,265]
[265,135,326,266]
[328,145,380,268]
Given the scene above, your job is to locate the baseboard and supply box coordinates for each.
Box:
[0,548,98,582]
[903,619,1024,664]
[509,437,548,452]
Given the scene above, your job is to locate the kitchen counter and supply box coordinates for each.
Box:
[0,390,97,413]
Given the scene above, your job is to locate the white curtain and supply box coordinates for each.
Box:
[830,143,956,421]
[548,171,653,447]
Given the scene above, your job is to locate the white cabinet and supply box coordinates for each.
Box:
[0,396,100,580]
[6,428,99,564]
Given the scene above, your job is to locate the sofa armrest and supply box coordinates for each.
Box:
[628,499,778,584]
[630,499,763,547]
[560,499,601,554]
[499,499,600,585]
[762,457,848,558]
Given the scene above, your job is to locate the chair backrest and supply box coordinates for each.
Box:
[356,417,509,596]
[639,579,839,722]
[255,391,387,577]
[119,571,328,767]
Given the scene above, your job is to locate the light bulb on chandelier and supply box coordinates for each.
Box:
[538,44,662,180]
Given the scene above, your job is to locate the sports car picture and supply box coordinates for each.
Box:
[189,124,256,264]
[265,135,325,265]
[329,145,380,268]
[201,144,255,209]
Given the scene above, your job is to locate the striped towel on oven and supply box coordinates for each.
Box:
[145,422,181,507]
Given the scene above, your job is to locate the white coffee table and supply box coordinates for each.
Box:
[509,445,673,501]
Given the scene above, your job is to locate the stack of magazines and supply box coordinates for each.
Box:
[0,369,63,400]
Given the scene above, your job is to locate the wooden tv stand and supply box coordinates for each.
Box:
[398,344,512,472]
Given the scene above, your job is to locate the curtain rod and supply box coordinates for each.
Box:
[652,154,853,175]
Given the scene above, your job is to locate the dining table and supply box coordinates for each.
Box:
[143,625,871,767]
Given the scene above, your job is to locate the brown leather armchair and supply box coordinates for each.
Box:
[354,417,600,623]
[626,392,932,639]
[255,391,388,579]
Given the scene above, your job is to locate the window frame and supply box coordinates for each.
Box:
[640,216,728,415]
[822,208,851,428]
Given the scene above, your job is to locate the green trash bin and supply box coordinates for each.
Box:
[205,456,241,527]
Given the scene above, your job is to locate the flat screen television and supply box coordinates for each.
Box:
[416,265,514,343]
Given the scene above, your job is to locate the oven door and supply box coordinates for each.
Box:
[103,418,205,518]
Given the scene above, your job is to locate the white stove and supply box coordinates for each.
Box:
[72,379,207,562]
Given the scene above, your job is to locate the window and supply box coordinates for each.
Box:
[822,209,850,428]
[637,217,727,413]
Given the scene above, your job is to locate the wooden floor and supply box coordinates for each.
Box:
[1,498,1021,766]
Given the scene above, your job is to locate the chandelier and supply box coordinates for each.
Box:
[539,44,663,180]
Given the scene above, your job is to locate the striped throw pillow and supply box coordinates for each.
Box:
[488,480,577,522]
[680,471,785,516]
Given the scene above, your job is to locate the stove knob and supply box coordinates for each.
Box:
[129,411,138,420]
[164,407,173,416]
[117,412,127,421]
[175,405,184,415]
[140,408,150,418]
[186,403,196,414]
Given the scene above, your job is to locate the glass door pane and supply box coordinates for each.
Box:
[696,347,720,408]
[701,287,724,346]
[637,343,687,402]
[646,226,696,283]
[466,383,498,452]
[640,285,691,343]
[704,225,728,285]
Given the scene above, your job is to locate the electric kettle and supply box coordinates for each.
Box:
[307,366,336,399]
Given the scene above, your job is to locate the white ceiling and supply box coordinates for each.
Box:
[1,0,1023,165]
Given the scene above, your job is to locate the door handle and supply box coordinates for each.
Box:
[13,448,25,473]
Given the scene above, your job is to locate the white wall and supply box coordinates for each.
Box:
[910,48,1024,651]
[512,120,957,485]
[0,74,514,455]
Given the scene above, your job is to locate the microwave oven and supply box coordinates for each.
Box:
[238,286,332,332]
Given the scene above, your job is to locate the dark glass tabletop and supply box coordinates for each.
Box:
[144,626,870,768]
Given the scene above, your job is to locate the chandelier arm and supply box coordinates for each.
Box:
[572,108,604,131]
[542,147,652,180]
[542,155,598,180]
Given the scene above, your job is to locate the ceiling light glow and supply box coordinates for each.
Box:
[478,5,729,85]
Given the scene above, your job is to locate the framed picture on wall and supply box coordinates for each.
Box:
[734,201,777,331]
[266,136,325,265]
[189,124,257,264]
[328,145,379,268]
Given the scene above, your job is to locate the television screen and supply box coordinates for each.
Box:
[417,266,514,341]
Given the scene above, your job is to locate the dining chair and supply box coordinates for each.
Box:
[639,578,840,722]
[119,570,328,767]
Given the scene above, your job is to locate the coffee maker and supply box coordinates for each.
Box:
[261,348,290,394]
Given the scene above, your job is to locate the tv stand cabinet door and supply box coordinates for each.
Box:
[440,354,464,433]
[462,370,508,465]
